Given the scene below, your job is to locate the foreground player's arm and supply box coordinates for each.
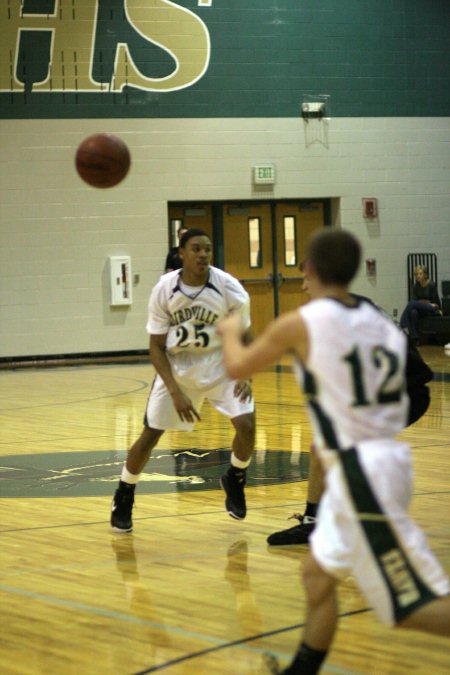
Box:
[217,310,309,381]
[149,333,200,422]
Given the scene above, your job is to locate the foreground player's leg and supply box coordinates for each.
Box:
[111,426,164,533]
[398,596,450,637]
[220,412,255,520]
[265,555,337,674]
[284,555,336,673]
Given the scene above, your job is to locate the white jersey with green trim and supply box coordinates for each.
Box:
[147,266,250,390]
[295,297,409,452]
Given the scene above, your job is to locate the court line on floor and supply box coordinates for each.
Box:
[0,377,150,412]
[1,487,448,534]
[131,607,370,674]
[0,580,367,675]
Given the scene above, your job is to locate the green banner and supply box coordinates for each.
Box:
[1,0,449,118]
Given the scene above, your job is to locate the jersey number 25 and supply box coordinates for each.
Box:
[176,323,210,348]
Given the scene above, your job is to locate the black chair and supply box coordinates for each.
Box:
[441,280,450,316]
[406,254,450,344]
[406,253,437,300]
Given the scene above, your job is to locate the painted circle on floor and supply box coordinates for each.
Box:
[0,449,309,497]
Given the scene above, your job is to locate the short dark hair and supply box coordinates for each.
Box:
[179,228,210,248]
[306,228,361,285]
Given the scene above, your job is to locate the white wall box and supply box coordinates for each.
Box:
[110,256,132,306]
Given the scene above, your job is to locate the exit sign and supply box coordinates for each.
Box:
[253,164,276,184]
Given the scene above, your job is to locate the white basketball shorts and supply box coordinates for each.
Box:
[145,373,255,431]
[310,439,449,626]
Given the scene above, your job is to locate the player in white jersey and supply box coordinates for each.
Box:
[218,229,450,674]
[267,284,434,547]
[111,229,255,533]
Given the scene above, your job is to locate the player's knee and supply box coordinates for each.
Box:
[233,412,255,438]
[140,426,164,449]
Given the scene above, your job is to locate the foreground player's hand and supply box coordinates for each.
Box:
[216,312,244,338]
[234,380,252,402]
[170,390,201,423]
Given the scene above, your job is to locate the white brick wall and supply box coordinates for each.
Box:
[1,117,449,357]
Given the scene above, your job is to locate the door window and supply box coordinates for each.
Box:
[248,217,262,268]
[283,215,297,266]
[170,218,183,246]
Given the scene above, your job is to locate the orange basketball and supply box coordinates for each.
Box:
[75,133,131,188]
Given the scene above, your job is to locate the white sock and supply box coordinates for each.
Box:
[231,452,251,470]
[121,465,140,485]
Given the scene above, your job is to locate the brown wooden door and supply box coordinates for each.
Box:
[167,204,213,260]
[223,201,325,335]
[223,203,275,334]
[276,201,324,316]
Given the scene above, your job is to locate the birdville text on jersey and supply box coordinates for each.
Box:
[170,306,219,327]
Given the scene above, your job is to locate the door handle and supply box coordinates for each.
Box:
[268,272,284,286]
[240,277,272,285]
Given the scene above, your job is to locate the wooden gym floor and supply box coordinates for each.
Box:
[0,347,449,674]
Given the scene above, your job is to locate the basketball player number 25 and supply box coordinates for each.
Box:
[176,323,209,348]
[343,345,402,407]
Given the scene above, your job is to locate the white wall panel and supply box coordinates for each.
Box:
[0,117,449,357]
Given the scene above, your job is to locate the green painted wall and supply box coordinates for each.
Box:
[0,0,449,118]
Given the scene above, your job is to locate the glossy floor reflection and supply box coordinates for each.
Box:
[0,346,449,674]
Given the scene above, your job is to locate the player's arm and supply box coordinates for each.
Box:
[149,333,201,422]
[217,310,309,381]
[149,333,179,393]
[232,326,254,401]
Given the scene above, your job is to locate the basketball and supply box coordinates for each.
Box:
[75,133,131,188]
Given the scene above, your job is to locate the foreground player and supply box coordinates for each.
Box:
[267,283,433,546]
[218,229,450,674]
[111,229,255,532]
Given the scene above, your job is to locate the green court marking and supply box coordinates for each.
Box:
[0,448,309,497]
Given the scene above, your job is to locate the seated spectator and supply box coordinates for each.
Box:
[400,265,441,344]
[164,227,188,272]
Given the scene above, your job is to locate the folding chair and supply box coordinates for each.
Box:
[441,280,450,316]
[407,253,437,300]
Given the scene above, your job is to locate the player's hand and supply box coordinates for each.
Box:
[170,390,201,423]
[233,380,252,402]
[216,312,244,337]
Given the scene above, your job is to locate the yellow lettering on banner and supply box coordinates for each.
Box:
[0,0,211,94]
[0,0,103,92]
[112,0,210,92]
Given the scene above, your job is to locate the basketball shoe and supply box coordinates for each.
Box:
[111,488,134,533]
[267,513,316,545]
[220,469,247,520]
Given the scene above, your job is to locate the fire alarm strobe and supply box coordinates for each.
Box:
[362,198,378,218]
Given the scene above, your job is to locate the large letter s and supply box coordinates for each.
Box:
[112,0,210,92]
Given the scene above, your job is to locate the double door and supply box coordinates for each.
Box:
[222,202,325,334]
[168,201,325,335]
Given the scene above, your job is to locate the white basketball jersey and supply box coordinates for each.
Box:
[295,297,408,451]
[147,266,250,389]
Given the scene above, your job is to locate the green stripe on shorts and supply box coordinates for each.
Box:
[339,447,437,622]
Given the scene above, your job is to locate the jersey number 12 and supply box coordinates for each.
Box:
[343,345,402,407]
